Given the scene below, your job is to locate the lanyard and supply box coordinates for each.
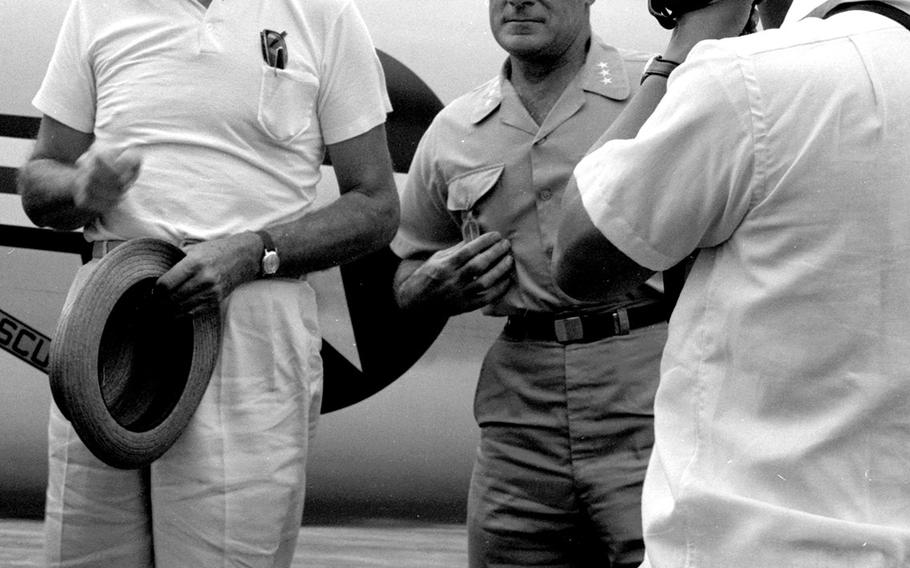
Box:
[824,1,910,28]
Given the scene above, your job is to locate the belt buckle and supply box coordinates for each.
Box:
[554,316,584,343]
[612,308,631,336]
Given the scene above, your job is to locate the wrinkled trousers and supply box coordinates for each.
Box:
[468,323,666,568]
[45,263,323,568]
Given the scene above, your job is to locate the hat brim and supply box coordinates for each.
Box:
[49,238,221,469]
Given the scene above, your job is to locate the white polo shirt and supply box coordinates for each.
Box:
[574,0,910,565]
[34,0,391,243]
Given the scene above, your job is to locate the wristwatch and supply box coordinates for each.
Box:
[255,230,280,276]
[641,55,681,85]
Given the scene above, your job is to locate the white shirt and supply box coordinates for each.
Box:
[574,1,910,566]
[34,0,390,243]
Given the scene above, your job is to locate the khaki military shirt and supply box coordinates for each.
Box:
[393,37,654,315]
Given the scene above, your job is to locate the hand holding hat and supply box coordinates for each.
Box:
[50,239,221,469]
[156,232,263,318]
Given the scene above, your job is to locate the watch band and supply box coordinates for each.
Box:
[254,230,280,276]
[641,55,682,85]
[255,229,276,253]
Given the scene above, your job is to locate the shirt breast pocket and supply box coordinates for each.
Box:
[258,67,318,142]
[446,165,504,241]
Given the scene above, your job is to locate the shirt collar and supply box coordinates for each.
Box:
[470,35,631,124]
[580,37,632,101]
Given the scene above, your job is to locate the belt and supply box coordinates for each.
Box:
[90,239,203,260]
[503,303,668,344]
[91,240,126,259]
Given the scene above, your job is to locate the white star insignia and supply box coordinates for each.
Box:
[596,63,613,86]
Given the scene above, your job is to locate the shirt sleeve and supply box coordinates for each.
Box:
[32,0,96,133]
[573,41,762,271]
[391,119,462,260]
[317,0,392,145]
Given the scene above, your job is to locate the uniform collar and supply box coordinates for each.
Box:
[579,37,632,101]
[470,36,631,125]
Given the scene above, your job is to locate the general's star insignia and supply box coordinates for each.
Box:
[596,61,614,85]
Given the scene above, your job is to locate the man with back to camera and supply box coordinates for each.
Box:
[16,0,398,565]
[554,0,910,564]
[391,0,669,566]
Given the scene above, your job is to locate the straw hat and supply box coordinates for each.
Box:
[49,238,221,469]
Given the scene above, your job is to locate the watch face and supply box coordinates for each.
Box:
[262,250,280,275]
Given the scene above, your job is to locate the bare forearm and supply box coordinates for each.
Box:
[258,123,401,277]
[553,78,666,300]
[17,158,96,230]
[156,185,398,315]
[18,118,142,232]
[554,182,655,301]
[556,1,755,299]
[393,258,429,311]
[269,185,400,277]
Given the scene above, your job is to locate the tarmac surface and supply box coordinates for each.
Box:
[0,519,467,567]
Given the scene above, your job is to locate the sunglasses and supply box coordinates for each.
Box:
[260,29,288,70]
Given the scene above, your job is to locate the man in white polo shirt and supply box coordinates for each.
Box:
[554,0,910,565]
[17,0,397,566]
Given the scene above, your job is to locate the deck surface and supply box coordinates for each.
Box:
[0,519,468,567]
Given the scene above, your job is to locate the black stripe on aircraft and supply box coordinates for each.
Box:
[0,114,40,139]
[0,224,90,259]
[0,50,447,413]
[0,167,18,195]
[326,247,447,412]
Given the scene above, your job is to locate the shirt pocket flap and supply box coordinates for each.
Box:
[446,164,504,211]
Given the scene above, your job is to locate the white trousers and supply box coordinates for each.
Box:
[44,266,323,568]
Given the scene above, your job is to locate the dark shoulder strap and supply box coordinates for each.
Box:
[662,252,697,316]
[824,1,910,30]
